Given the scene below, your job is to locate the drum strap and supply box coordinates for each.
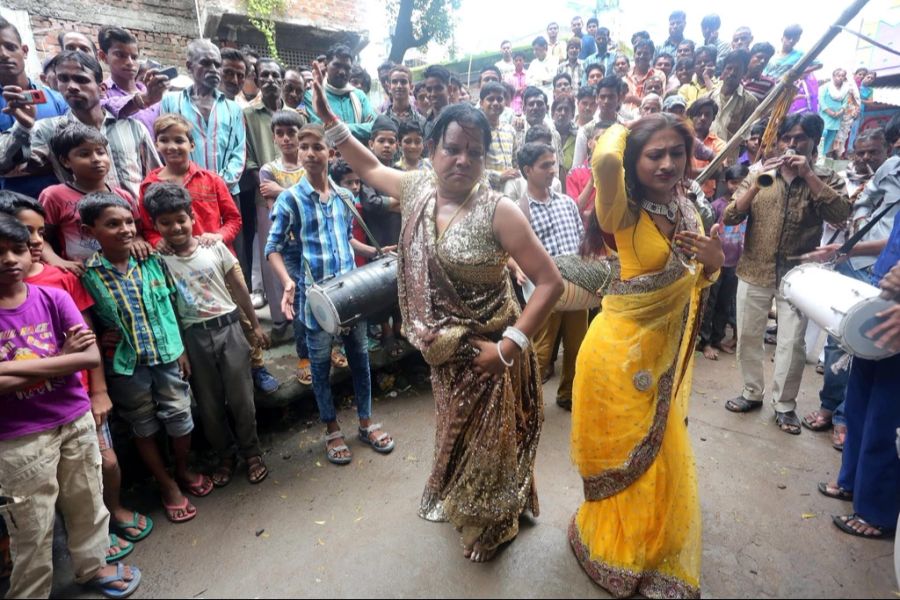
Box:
[337,190,384,256]
[837,199,900,258]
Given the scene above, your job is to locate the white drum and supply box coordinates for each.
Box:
[780,263,898,360]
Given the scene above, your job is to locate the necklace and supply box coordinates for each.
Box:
[641,199,679,223]
[436,183,480,243]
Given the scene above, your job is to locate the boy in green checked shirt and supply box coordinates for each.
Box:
[78,191,213,524]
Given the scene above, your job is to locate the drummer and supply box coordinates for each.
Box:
[265,123,396,465]
[514,142,586,411]
[722,112,851,435]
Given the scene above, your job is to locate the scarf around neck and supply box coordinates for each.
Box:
[324,79,363,122]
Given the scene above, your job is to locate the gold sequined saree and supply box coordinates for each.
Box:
[568,125,713,598]
[397,171,543,552]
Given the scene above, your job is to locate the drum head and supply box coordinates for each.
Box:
[839,297,899,360]
[307,287,341,335]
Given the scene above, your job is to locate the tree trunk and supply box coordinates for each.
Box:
[388,0,432,64]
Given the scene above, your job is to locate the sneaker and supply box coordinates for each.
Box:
[251,290,266,309]
[252,366,280,394]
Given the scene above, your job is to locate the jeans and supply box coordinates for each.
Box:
[286,257,308,359]
[306,320,371,424]
[818,261,872,426]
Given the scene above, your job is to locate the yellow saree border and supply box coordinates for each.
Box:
[568,515,700,599]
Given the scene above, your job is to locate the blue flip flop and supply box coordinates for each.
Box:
[91,563,141,599]
[113,512,154,543]
[105,534,133,564]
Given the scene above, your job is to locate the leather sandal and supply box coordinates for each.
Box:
[725,397,763,413]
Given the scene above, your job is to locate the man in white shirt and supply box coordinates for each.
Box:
[546,22,566,65]
[496,40,515,78]
[527,36,556,100]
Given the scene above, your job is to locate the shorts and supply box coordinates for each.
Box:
[106,361,194,438]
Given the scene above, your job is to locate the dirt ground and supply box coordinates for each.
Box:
[17,331,900,599]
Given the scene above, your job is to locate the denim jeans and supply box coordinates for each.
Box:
[818,261,872,426]
[286,254,308,359]
[306,320,371,424]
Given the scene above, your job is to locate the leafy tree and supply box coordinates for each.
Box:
[387,0,461,64]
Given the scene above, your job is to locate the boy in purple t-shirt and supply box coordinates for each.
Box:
[699,164,748,360]
[0,214,140,599]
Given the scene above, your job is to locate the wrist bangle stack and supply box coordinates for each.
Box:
[496,341,514,368]
[503,326,529,351]
[324,120,351,147]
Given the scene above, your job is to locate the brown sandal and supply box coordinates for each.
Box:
[246,455,268,484]
[801,409,833,432]
[296,358,312,386]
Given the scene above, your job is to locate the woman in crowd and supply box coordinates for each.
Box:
[819,68,854,159]
[309,66,563,563]
[569,114,723,598]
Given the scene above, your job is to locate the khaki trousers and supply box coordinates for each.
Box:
[533,310,588,400]
[0,411,109,599]
[735,278,808,413]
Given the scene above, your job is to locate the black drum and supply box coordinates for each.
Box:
[306,255,399,335]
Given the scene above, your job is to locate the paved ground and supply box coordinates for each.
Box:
[19,330,900,599]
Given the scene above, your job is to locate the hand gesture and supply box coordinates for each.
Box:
[141,68,171,106]
[61,324,96,355]
[470,338,508,383]
[197,232,223,247]
[281,280,296,321]
[1,86,36,129]
[865,304,900,352]
[879,263,900,302]
[130,239,154,261]
[311,63,338,124]
[675,223,724,273]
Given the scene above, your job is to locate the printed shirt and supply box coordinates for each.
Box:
[0,109,161,199]
[0,285,91,441]
[259,159,306,192]
[0,79,69,198]
[527,189,585,257]
[161,241,239,326]
[158,87,247,194]
[265,177,357,330]
[485,123,518,190]
[39,184,139,262]
[139,163,243,251]
[557,60,585,88]
[724,166,851,287]
[850,156,900,271]
[81,254,183,374]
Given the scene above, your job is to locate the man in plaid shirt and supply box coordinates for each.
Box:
[515,142,586,412]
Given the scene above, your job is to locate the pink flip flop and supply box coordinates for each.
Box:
[162,496,197,523]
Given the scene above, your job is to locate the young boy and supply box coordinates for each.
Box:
[503,124,563,202]
[515,142,586,411]
[140,114,279,394]
[0,191,152,559]
[266,124,395,465]
[145,182,269,486]
[395,119,431,172]
[699,164,748,359]
[78,192,212,523]
[39,123,149,276]
[0,214,141,599]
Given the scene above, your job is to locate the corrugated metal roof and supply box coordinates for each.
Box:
[870,86,900,106]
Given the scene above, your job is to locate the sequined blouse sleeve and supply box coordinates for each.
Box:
[592,124,638,234]
[399,170,430,220]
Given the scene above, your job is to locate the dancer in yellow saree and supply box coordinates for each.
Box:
[569,115,724,599]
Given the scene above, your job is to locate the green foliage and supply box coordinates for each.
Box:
[246,0,284,59]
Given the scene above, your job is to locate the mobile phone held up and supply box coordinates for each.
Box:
[21,89,47,105]
[158,66,178,80]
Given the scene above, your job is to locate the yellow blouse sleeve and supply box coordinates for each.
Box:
[591,124,637,234]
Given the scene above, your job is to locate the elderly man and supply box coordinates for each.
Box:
[303,43,376,142]
[723,112,851,435]
[0,50,160,199]
[0,17,69,197]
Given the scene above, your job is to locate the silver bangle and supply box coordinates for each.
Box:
[503,326,529,351]
[324,121,351,147]
[496,341,514,368]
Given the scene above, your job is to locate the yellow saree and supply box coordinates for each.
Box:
[569,125,714,598]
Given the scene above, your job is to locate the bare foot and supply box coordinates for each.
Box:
[714,342,734,354]
[469,541,498,563]
[702,345,719,360]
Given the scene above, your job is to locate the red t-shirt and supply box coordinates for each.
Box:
[26,264,94,392]
[139,163,242,253]
[39,184,140,262]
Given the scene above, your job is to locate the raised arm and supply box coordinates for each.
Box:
[591,124,637,233]
[310,64,403,200]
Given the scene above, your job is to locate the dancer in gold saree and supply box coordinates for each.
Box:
[309,66,563,562]
[570,114,723,598]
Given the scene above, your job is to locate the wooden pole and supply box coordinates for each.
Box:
[696,0,871,184]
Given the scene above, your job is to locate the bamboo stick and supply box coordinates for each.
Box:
[696,0,871,184]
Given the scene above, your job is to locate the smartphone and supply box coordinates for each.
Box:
[145,59,162,70]
[159,66,178,80]
[20,89,47,105]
